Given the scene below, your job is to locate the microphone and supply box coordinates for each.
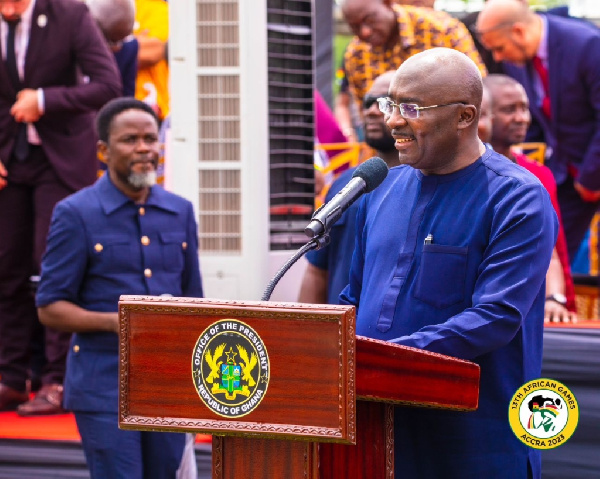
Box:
[304,156,389,238]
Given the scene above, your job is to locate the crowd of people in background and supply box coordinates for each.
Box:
[318,0,599,325]
[0,0,599,476]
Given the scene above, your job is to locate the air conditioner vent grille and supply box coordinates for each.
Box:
[198,169,242,252]
[266,0,314,250]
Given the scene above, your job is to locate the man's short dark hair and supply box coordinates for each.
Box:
[96,98,159,142]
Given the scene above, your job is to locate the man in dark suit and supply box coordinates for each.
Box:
[461,1,575,76]
[0,0,121,414]
[476,0,600,262]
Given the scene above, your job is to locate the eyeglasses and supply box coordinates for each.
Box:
[377,97,466,119]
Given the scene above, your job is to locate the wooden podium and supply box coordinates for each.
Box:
[118,296,479,479]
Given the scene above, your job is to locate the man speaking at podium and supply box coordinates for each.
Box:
[340,48,556,478]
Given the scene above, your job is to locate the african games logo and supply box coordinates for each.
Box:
[508,378,579,450]
[192,319,269,418]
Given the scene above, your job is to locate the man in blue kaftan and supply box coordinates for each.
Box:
[340,48,557,479]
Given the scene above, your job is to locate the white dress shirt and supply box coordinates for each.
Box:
[1,0,42,144]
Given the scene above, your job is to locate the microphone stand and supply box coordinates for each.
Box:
[261,234,330,302]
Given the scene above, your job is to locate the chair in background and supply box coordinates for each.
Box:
[314,142,374,208]
[511,142,546,165]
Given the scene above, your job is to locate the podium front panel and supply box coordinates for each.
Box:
[118,296,356,444]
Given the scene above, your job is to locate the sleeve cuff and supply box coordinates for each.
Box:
[37,88,45,115]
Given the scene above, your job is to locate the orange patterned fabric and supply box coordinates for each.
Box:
[344,5,487,112]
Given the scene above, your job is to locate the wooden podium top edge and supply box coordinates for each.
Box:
[119,295,356,313]
[357,335,481,369]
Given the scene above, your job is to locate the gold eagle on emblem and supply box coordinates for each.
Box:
[237,345,258,386]
[204,343,226,383]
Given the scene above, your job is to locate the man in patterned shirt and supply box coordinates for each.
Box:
[340,0,487,118]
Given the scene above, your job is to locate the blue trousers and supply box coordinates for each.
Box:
[75,411,187,479]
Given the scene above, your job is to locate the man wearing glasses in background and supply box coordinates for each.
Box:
[340,48,556,478]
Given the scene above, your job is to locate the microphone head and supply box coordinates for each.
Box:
[352,156,389,193]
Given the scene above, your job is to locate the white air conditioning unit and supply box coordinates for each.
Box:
[169,0,315,301]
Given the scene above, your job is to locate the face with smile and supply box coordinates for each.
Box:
[385,67,469,175]
[100,108,160,198]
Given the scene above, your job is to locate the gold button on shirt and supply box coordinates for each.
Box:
[94,243,103,252]
[139,207,145,216]
[144,268,152,278]
[141,236,150,246]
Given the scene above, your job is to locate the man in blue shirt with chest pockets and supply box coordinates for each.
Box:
[36,98,203,478]
[340,48,557,478]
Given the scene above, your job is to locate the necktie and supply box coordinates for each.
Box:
[532,55,551,119]
[5,18,29,161]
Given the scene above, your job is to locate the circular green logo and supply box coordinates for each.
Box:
[508,378,579,450]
